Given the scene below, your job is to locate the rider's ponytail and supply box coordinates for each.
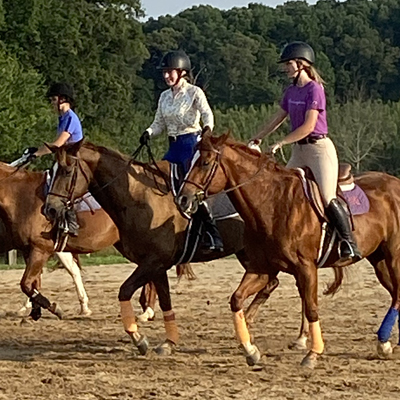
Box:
[296,60,325,85]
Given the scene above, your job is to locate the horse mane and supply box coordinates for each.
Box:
[82,141,130,163]
[209,135,291,175]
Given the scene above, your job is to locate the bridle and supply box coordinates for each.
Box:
[47,155,90,210]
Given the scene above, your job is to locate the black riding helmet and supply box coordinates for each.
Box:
[278,42,315,65]
[47,82,75,103]
[157,50,191,72]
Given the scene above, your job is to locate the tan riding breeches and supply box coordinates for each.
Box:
[286,137,338,206]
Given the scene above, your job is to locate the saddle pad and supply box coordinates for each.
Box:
[206,192,239,220]
[74,193,102,213]
[340,184,370,215]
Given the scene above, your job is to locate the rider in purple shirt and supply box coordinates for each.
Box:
[280,80,328,136]
[250,41,360,262]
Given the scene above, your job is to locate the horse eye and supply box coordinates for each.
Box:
[202,160,210,167]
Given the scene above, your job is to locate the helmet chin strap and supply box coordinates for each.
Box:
[57,97,68,113]
[172,70,186,88]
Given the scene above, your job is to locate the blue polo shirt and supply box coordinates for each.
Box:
[58,109,83,143]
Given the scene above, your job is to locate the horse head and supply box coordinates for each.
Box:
[176,130,230,216]
[44,139,91,224]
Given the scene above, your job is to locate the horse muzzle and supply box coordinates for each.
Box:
[176,194,200,216]
[42,203,58,222]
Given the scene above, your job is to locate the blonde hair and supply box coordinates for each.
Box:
[296,59,325,85]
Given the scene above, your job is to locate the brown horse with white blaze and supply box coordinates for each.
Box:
[0,161,128,319]
[43,140,282,356]
[177,131,400,368]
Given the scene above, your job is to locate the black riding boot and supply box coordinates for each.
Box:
[65,208,80,237]
[325,198,361,261]
[196,203,224,253]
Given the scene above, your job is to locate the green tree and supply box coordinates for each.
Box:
[0,45,53,162]
[1,0,149,139]
[328,98,397,172]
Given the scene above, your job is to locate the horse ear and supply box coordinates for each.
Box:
[202,126,212,138]
[214,131,230,147]
[44,142,58,153]
[65,139,84,156]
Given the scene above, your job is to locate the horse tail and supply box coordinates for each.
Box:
[176,263,196,282]
[323,267,345,296]
[73,253,83,270]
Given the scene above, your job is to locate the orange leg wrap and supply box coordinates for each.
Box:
[120,301,137,333]
[233,310,251,344]
[310,321,324,354]
[163,310,179,344]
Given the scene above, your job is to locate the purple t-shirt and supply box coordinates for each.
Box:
[280,81,328,137]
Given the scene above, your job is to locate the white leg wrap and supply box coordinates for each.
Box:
[137,307,155,322]
[377,340,393,359]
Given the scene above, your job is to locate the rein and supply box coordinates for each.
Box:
[49,142,170,206]
[93,143,170,195]
[184,146,268,202]
[47,156,90,207]
[0,163,31,184]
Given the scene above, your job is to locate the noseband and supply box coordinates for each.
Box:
[183,147,222,202]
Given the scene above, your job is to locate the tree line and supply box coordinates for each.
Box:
[0,0,400,173]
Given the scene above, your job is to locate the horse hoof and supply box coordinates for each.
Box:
[241,344,261,366]
[288,337,308,351]
[300,350,320,369]
[20,317,34,326]
[131,333,149,356]
[79,307,92,317]
[153,340,175,356]
[50,303,63,320]
[377,340,392,359]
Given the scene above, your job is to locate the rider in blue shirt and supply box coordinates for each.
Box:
[32,82,83,235]
[34,82,83,157]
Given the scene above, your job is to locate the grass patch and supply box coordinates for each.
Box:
[0,251,130,271]
[0,263,26,270]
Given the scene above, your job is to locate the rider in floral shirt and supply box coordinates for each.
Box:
[140,50,223,253]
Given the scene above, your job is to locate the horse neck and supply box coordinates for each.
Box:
[80,147,174,221]
[78,146,186,256]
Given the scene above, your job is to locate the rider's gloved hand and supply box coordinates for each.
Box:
[23,147,38,162]
[139,131,150,146]
[201,126,212,136]
[248,139,262,153]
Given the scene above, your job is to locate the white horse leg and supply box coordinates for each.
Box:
[55,252,92,316]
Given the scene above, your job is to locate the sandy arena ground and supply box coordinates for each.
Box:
[0,258,399,400]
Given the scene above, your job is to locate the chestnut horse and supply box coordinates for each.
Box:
[177,132,400,368]
[43,141,282,356]
[0,162,153,319]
